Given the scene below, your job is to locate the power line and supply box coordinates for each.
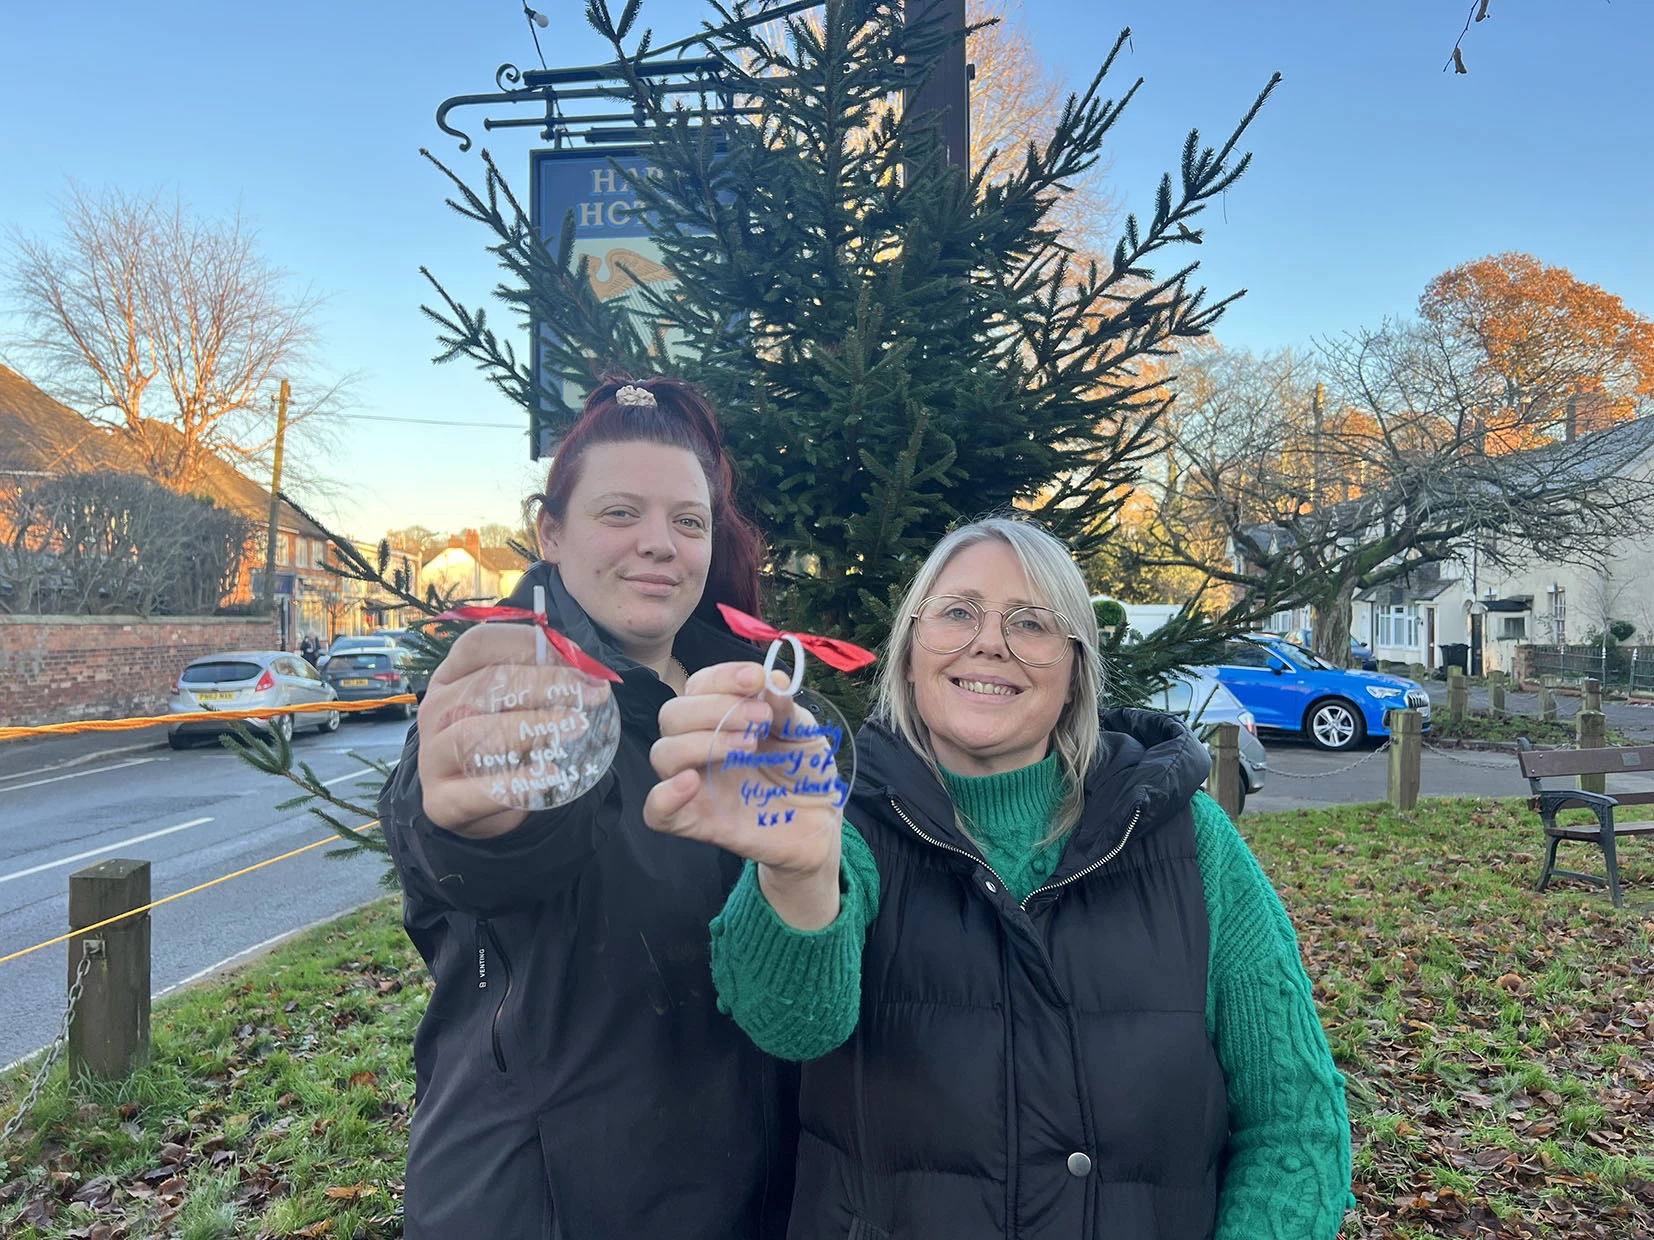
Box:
[347,414,526,430]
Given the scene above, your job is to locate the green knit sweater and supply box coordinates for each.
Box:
[709,755,1354,1240]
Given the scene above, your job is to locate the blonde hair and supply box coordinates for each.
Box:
[872,517,1104,842]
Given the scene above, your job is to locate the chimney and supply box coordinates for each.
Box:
[465,528,482,598]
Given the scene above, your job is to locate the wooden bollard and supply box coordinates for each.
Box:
[1583,677,1602,714]
[68,859,151,1079]
[1447,668,1467,724]
[1538,678,1557,723]
[1387,709,1422,811]
[1577,709,1607,794]
[1409,662,1428,683]
[1205,722,1243,819]
[1489,671,1506,716]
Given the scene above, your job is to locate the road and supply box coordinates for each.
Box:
[1246,678,1654,814]
[0,715,411,1069]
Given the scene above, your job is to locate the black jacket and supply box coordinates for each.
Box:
[790,711,1228,1240]
[380,564,798,1240]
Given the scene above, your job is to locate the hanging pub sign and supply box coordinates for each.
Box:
[528,148,682,460]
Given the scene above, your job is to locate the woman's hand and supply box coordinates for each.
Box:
[418,623,613,838]
[644,661,845,930]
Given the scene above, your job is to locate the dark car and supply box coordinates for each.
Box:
[321,647,418,720]
[318,634,396,669]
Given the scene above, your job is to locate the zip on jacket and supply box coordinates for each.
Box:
[476,917,513,1073]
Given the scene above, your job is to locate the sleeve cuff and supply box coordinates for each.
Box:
[709,824,876,1060]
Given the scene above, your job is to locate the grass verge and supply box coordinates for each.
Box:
[0,899,422,1239]
[1,802,1650,1238]
[1429,711,1633,747]
[1245,799,1654,1238]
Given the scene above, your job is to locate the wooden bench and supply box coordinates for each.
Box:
[1516,738,1654,908]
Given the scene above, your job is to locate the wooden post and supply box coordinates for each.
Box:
[903,0,970,170]
[1204,722,1243,819]
[1538,677,1557,723]
[1447,668,1467,724]
[1489,670,1506,716]
[1409,662,1428,683]
[1577,710,1607,794]
[1387,709,1422,811]
[262,378,290,609]
[1583,677,1602,714]
[67,859,151,1080]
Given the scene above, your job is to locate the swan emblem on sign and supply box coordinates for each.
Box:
[587,248,676,301]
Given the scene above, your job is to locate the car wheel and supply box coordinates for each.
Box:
[1305,698,1365,751]
[317,709,341,734]
[167,731,193,750]
[269,713,294,744]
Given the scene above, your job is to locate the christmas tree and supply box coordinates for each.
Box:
[423,0,1279,701]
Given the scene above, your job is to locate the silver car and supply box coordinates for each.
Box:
[168,650,340,750]
[1147,667,1269,813]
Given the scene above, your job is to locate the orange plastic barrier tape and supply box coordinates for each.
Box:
[0,697,416,743]
[0,822,381,967]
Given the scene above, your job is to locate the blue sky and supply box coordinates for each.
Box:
[2,0,1649,539]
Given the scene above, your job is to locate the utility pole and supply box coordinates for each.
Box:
[904,0,970,170]
[1309,381,1325,509]
[262,379,290,635]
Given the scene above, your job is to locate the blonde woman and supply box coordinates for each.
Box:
[645,516,1352,1239]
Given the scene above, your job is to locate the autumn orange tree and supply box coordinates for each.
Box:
[1421,252,1654,451]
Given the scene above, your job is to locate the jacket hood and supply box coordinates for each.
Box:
[853,707,1212,872]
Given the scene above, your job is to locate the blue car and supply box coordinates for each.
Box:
[1208,635,1431,751]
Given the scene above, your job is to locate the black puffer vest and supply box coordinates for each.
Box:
[790,711,1228,1240]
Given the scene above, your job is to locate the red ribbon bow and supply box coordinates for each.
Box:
[435,606,624,683]
[717,604,878,673]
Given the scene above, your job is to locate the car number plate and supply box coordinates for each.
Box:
[342,678,370,687]
[194,691,236,703]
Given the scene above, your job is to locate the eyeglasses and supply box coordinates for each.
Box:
[911,595,1079,667]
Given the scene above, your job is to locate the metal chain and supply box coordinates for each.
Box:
[1266,741,1391,779]
[1422,742,1518,768]
[2,944,93,1144]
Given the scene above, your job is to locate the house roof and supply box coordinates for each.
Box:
[0,365,325,539]
[0,364,132,476]
[1355,577,1459,605]
[478,545,531,573]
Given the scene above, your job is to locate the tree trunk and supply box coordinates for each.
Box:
[1311,582,1356,667]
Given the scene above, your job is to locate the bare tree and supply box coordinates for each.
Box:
[5,183,340,491]
[1135,332,1654,659]
[0,471,252,616]
[967,0,1118,260]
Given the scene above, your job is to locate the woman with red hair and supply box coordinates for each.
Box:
[380,376,796,1239]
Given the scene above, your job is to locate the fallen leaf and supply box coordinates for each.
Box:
[325,1183,377,1200]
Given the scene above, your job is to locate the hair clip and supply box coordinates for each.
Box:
[615,384,657,408]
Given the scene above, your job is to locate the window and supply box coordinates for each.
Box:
[1160,680,1194,713]
[1499,616,1527,641]
[295,539,308,569]
[1222,641,1273,669]
[276,535,290,567]
[313,539,328,566]
[1375,606,1419,649]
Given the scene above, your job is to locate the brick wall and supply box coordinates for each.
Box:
[0,615,280,726]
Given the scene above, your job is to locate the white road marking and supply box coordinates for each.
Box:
[0,756,165,793]
[0,818,215,885]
